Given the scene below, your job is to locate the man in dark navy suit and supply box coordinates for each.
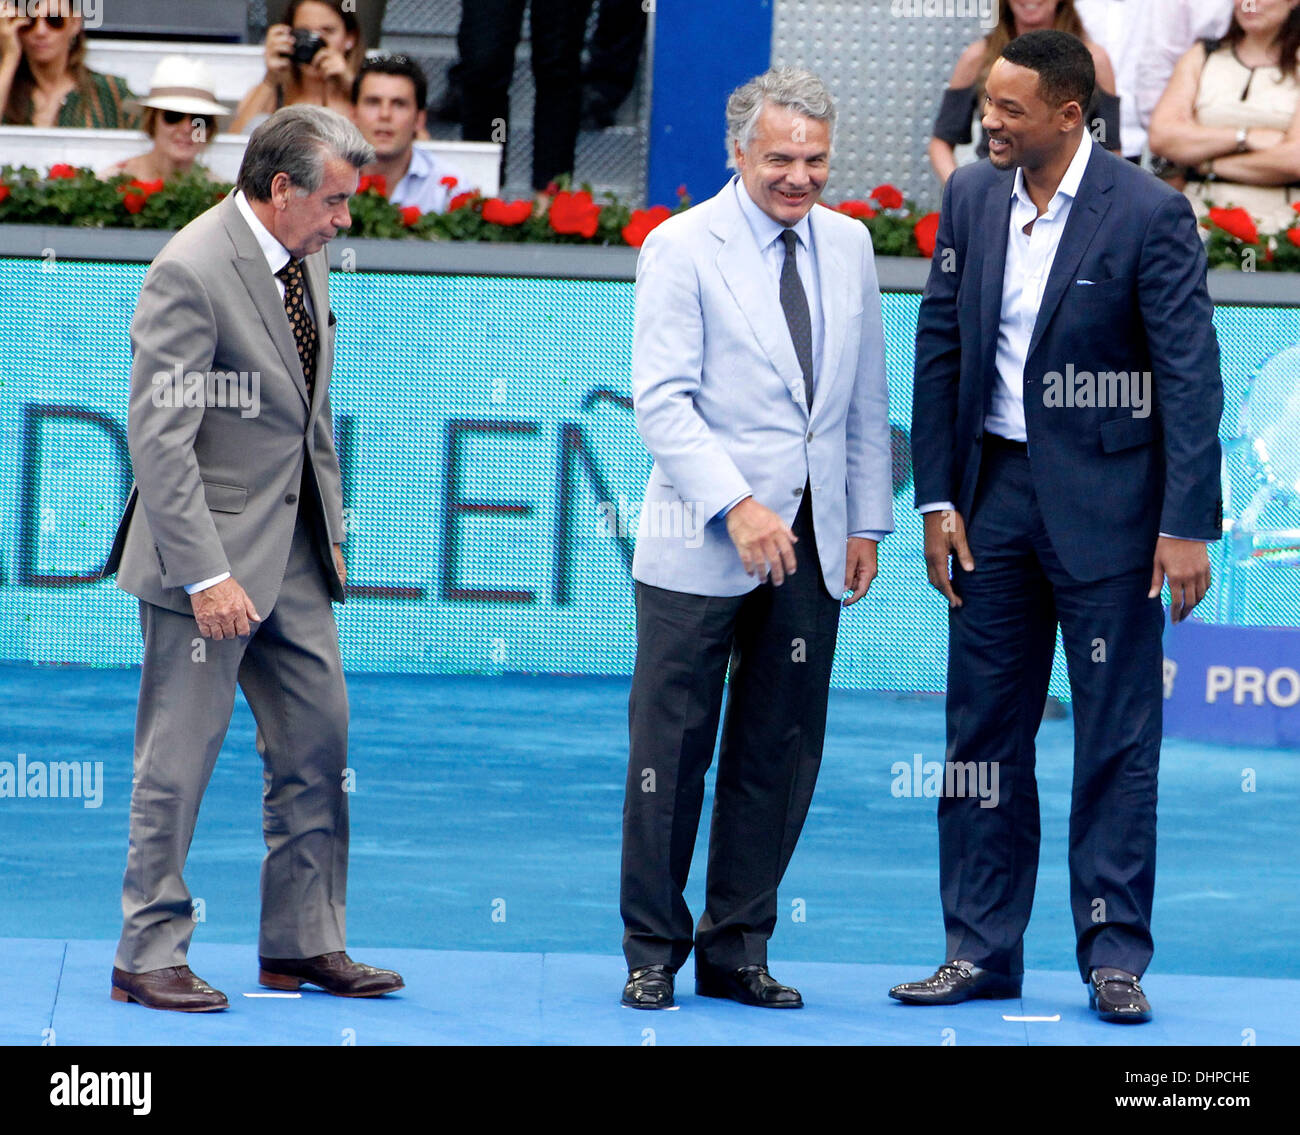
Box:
[893,30,1222,1023]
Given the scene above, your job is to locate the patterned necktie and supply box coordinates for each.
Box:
[276,257,317,398]
[779,229,814,407]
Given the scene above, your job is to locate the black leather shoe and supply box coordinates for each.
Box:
[622,965,675,1009]
[1089,967,1152,1023]
[889,961,1022,1004]
[696,963,803,1008]
[111,966,228,1012]
[258,952,404,997]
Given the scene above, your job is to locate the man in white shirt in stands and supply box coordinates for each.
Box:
[351,53,464,215]
[1075,1,1233,160]
[1132,0,1233,131]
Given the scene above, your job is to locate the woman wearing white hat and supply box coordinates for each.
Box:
[99,56,230,182]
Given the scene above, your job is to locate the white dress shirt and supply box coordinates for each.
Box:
[390,145,464,215]
[727,179,887,544]
[918,133,1195,540]
[919,132,1094,515]
[186,191,310,594]
[988,130,1095,443]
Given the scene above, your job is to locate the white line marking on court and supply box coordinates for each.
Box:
[1002,1014,1060,1022]
[243,992,302,998]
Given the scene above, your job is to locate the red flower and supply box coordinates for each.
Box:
[622,204,672,247]
[1293,201,1300,213]
[399,205,421,226]
[357,174,387,197]
[0,184,9,204]
[118,177,164,214]
[543,181,559,197]
[913,211,941,257]
[47,163,77,179]
[1287,228,1300,249]
[448,190,477,212]
[835,200,877,220]
[869,183,904,210]
[548,189,601,238]
[439,175,458,189]
[1206,206,1259,244]
[482,197,533,226]
[676,183,688,198]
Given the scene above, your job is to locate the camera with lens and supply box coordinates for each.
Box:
[288,29,326,66]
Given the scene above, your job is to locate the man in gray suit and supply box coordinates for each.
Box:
[104,106,403,1011]
[619,67,893,1010]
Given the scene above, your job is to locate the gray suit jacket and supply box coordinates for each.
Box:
[103,193,346,616]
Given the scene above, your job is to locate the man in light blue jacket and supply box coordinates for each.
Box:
[619,66,894,1011]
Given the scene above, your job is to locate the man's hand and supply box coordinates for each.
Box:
[333,543,346,588]
[1150,536,1211,623]
[842,537,878,606]
[191,577,262,640]
[923,509,975,608]
[725,496,798,584]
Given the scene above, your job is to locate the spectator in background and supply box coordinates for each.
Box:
[351,54,464,215]
[230,0,364,134]
[1133,0,1233,131]
[458,0,595,204]
[1149,0,1300,234]
[581,0,648,129]
[929,0,1119,184]
[1074,0,1145,159]
[99,57,229,183]
[0,2,139,128]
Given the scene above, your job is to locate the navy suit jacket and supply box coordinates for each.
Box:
[911,143,1223,583]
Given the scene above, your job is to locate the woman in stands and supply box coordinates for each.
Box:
[99,57,230,183]
[1148,0,1300,234]
[927,0,1120,184]
[0,2,139,128]
[230,0,365,134]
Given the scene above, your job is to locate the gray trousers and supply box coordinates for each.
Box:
[115,515,349,972]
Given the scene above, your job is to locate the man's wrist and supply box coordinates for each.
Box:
[184,572,231,595]
[718,494,752,520]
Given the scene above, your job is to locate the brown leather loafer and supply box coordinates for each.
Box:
[111,965,229,1012]
[258,951,404,997]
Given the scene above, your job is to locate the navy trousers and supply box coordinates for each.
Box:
[940,438,1164,981]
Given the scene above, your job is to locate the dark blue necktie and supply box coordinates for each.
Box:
[779,229,814,407]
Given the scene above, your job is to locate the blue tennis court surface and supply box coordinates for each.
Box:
[2,666,1296,1045]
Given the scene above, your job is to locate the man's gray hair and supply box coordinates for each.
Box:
[237,105,376,200]
[725,66,836,171]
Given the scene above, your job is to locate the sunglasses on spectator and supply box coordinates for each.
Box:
[161,110,216,130]
[18,15,67,30]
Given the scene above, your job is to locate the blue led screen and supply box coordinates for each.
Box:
[0,257,1297,695]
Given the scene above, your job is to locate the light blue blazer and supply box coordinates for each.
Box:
[630,177,894,597]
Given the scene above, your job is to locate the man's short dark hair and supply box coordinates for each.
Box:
[351,54,428,112]
[1000,29,1095,113]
